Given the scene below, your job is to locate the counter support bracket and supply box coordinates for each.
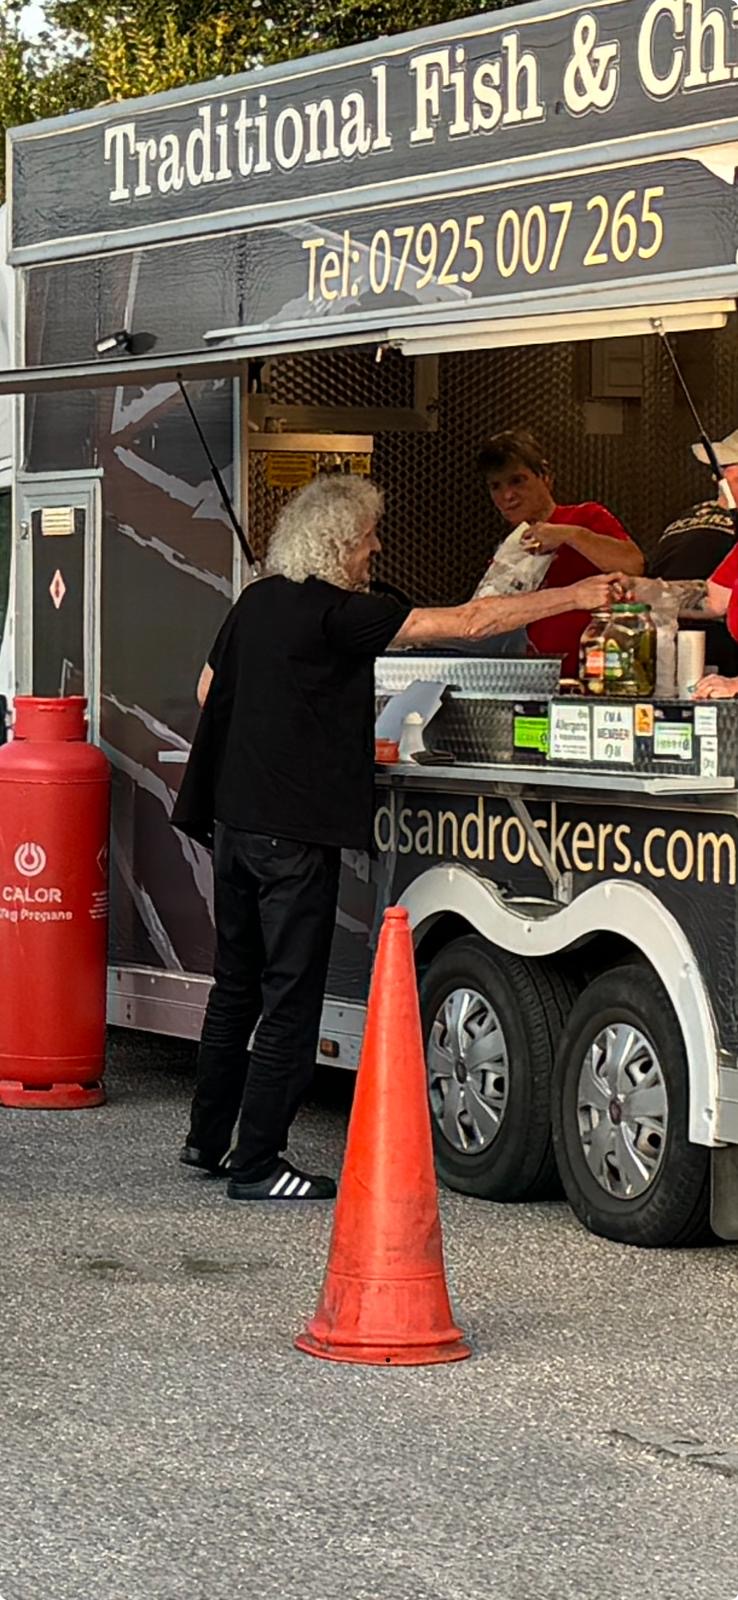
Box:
[501,787,573,906]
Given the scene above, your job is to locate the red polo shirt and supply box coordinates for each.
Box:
[527,502,633,675]
[710,544,738,640]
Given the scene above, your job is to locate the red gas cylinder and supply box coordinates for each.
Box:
[0,696,111,1108]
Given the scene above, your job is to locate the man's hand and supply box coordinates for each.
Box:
[522,522,567,553]
[569,572,619,611]
[694,673,738,700]
[524,525,644,577]
[606,572,637,601]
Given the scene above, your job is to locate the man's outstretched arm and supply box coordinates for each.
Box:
[391,571,617,647]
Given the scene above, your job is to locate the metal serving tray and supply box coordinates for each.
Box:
[375,655,562,699]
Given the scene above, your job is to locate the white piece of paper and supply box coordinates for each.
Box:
[549,702,592,762]
[694,705,718,736]
[592,703,635,765]
[375,680,446,743]
[700,736,719,778]
[654,722,693,761]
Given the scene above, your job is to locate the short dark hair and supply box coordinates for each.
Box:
[477,429,550,479]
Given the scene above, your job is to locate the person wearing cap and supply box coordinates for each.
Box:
[636,429,738,700]
[477,430,644,676]
[649,428,738,683]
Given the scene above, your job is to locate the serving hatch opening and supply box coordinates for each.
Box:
[235,311,738,611]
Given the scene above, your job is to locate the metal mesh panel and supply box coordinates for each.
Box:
[428,698,546,766]
[372,340,647,604]
[267,345,415,409]
[398,692,738,776]
[248,458,290,559]
[250,318,738,602]
[547,697,738,778]
[648,319,738,522]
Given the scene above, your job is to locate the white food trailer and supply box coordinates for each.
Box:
[3,0,738,1245]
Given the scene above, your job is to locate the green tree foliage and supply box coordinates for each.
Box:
[1,0,517,197]
[1,3,97,195]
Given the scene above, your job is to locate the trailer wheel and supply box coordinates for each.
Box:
[552,964,710,1248]
[420,937,565,1201]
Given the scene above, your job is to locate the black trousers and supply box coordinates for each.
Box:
[188,824,341,1180]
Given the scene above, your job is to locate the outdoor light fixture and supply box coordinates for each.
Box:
[390,300,735,357]
[95,330,132,356]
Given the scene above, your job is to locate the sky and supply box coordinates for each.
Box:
[20,4,46,40]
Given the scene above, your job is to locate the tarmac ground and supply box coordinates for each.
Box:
[1,1029,737,1600]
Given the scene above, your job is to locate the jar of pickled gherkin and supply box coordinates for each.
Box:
[579,610,611,694]
[604,603,656,697]
[580,603,656,697]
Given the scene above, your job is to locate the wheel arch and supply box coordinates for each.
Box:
[398,865,721,1148]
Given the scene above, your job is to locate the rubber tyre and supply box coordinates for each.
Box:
[552,964,710,1248]
[420,938,568,1201]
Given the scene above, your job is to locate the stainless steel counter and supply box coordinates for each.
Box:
[376,761,736,797]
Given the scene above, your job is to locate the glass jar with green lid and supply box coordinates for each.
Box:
[579,603,656,697]
[579,610,611,695]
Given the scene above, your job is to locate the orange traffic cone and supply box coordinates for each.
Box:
[295,906,471,1366]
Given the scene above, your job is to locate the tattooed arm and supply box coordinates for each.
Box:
[623,576,731,619]
[673,578,730,620]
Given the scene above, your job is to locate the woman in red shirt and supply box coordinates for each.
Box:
[477,430,645,676]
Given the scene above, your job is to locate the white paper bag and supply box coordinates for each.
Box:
[474,522,555,598]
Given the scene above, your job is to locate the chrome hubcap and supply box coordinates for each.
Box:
[576,1023,668,1199]
[427,987,509,1154]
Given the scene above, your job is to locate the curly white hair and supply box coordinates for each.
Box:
[265,474,384,589]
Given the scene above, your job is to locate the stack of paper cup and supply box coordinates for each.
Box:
[677,631,706,699]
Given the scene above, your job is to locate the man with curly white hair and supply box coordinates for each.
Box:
[173,474,615,1202]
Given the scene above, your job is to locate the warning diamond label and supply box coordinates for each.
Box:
[49,570,67,610]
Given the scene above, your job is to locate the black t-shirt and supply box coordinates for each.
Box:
[649,503,738,677]
[651,502,736,576]
[206,575,409,850]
